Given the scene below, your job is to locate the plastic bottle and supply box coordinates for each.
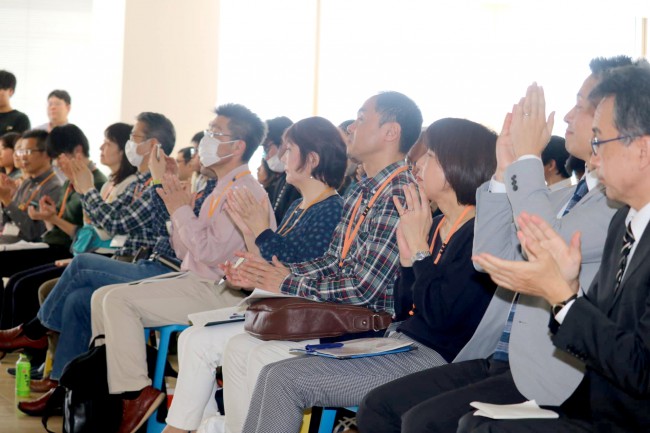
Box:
[15,354,31,398]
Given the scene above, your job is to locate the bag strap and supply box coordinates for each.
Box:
[41,385,66,433]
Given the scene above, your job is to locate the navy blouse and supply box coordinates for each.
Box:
[255,194,343,263]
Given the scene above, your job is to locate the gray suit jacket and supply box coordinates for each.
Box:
[473,157,620,405]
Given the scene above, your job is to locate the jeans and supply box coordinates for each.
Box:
[37,253,170,380]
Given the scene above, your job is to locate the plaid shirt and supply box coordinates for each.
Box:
[149,178,217,259]
[282,161,413,314]
[81,172,158,256]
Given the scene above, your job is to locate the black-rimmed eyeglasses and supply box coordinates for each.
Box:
[590,135,637,155]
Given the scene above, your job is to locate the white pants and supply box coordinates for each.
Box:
[221,333,318,433]
[91,272,246,394]
[165,322,246,430]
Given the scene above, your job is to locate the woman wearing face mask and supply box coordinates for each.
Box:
[161,116,347,433]
[261,117,301,224]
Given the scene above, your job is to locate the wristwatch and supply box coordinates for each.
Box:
[411,250,431,264]
[551,294,578,316]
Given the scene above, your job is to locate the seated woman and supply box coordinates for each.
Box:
[240,118,500,433]
[0,131,22,180]
[162,116,347,433]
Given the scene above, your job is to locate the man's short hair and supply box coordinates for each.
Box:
[0,132,21,150]
[0,70,17,91]
[191,131,204,146]
[136,112,176,156]
[425,118,497,206]
[21,130,50,151]
[541,135,570,178]
[48,89,71,105]
[178,146,195,164]
[590,56,634,79]
[590,61,650,139]
[46,124,89,158]
[215,103,267,162]
[374,91,423,154]
[266,117,293,148]
[283,116,347,189]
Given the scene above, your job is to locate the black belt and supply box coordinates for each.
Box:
[149,253,182,272]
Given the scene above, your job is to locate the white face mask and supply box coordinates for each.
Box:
[266,154,285,173]
[199,136,234,167]
[125,139,145,167]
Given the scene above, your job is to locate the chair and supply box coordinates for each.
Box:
[317,406,358,433]
[144,324,190,433]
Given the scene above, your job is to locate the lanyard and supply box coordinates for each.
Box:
[277,187,335,236]
[132,178,152,203]
[208,170,251,217]
[17,171,56,211]
[429,205,475,264]
[339,165,409,268]
[57,184,74,218]
[408,205,474,316]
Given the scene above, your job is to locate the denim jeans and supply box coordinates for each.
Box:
[37,253,170,380]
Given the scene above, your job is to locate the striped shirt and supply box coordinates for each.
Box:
[281,161,413,314]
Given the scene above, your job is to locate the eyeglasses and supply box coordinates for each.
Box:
[129,133,147,141]
[204,130,235,140]
[15,148,45,156]
[590,135,637,155]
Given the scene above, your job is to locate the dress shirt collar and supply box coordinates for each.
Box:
[358,160,407,194]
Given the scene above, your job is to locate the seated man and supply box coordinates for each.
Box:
[467,60,650,433]
[357,56,630,433]
[89,103,275,433]
[541,135,571,191]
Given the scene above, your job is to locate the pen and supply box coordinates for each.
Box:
[305,343,344,351]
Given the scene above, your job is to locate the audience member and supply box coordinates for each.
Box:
[263,116,301,222]
[337,119,358,195]
[162,115,347,433]
[0,70,30,134]
[189,130,209,193]
[465,59,650,433]
[565,154,586,182]
[242,118,500,433]
[357,56,631,433]
[175,146,196,183]
[218,91,422,433]
[35,90,71,132]
[0,130,61,244]
[86,103,274,433]
[541,135,571,190]
[0,132,22,180]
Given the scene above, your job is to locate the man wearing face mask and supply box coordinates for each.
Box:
[83,103,276,433]
[262,116,301,223]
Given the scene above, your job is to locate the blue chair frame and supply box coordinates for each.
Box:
[317,406,358,433]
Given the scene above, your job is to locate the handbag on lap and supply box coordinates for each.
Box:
[244,297,393,341]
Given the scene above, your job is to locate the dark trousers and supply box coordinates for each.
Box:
[1,264,65,329]
[357,358,525,433]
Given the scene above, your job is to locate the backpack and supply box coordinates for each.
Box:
[43,335,173,433]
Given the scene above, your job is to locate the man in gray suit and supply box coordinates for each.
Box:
[468,60,650,433]
[357,57,629,433]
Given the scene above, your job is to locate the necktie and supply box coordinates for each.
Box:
[563,178,588,216]
[614,222,635,292]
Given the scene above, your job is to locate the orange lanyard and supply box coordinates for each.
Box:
[429,205,475,264]
[57,184,74,218]
[339,166,409,268]
[18,171,56,211]
[408,205,474,316]
[277,187,335,236]
[208,170,251,217]
[132,178,152,203]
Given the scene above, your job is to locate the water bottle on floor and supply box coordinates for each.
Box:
[16,353,31,399]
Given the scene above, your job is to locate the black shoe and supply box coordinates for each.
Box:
[7,361,44,380]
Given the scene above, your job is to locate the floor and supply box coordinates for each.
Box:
[0,352,62,433]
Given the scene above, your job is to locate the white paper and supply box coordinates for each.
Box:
[470,400,559,420]
[0,240,49,251]
[289,337,414,359]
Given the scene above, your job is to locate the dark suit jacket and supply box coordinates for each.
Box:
[553,206,650,431]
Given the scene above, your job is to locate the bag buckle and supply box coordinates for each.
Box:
[371,314,383,332]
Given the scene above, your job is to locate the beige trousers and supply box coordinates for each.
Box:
[90,271,246,394]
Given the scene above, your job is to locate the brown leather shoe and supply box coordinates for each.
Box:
[17,387,57,416]
[117,386,165,433]
[30,377,58,393]
[0,325,48,353]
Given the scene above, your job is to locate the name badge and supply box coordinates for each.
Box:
[2,223,20,236]
[109,234,127,248]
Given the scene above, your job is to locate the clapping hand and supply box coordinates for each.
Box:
[224,187,270,237]
[509,83,555,159]
[494,112,516,182]
[28,196,57,221]
[148,145,178,182]
[219,251,290,293]
[62,154,95,194]
[0,173,17,204]
[392,183,432,266]
[156,173,193,215]
[472,212,580,305]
